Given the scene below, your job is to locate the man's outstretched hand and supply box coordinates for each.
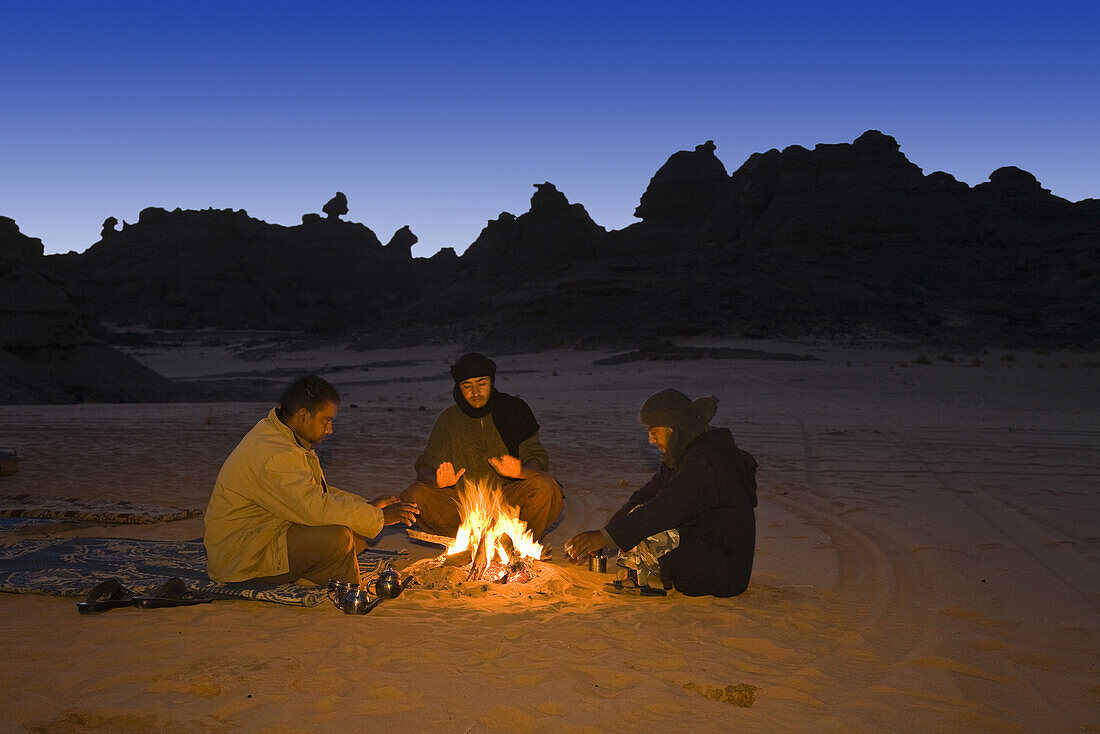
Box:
[436,462,466,488]
[372,495,419,526]
[488,454,523,479]
[565,530,607,561]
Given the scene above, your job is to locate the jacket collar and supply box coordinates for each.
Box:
[265,407,313,451]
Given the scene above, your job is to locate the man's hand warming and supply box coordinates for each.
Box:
[435,461,466,488]
[488,454,523,479]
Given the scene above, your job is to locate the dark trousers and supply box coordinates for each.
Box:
[659,519,755,597]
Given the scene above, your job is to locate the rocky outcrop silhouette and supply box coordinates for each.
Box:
[100,216,119,240]
[20,130,1100,358]
[385,225,418,259]
[634,140,730,226]
[0,217,183,403]
[48,196,417,331]
[322,191,348,219]
[463,183,607,268]
[593,130,1099,347]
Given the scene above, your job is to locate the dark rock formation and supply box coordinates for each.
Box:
[322,192,348,219]
[385,225,418,258]
[48,205,414,331]
[0,216,88,350]
[720,130,931,251]
[100,216,119,240]
[634,140,730,225]
[462,183,607,269]
[22,130,1100,359]
[0,217,182,404]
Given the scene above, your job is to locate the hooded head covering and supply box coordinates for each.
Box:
[639,389,718,468]
[449,352,539,456]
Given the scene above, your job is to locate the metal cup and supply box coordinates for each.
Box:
[589,555,607,573]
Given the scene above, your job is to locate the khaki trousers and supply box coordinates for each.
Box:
[250,523,361,585]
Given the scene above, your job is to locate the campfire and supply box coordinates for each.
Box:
[440,482,544,583]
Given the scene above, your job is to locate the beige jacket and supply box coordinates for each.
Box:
[204,408,384,582]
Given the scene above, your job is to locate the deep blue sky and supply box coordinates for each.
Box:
[4,1,1097,257]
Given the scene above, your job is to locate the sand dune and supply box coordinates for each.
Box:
[2,340,1097,732]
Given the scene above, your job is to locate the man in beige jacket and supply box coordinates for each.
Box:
[204,375,417,585]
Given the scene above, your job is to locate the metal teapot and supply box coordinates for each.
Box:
[342,587,382,615]
[327,580,382,614]
[365,569,413,600]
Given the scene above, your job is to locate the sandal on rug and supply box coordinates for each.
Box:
[76,579,137,614]
[133,577,213,609]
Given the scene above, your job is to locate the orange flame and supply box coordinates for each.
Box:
[445,482,543,564]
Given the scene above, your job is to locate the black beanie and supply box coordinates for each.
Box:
[450,353,497,383]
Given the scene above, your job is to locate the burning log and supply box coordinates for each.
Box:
[498,533,516,561]
[442,481,546,583]
[442,549,472,567]
[467,530,490,581]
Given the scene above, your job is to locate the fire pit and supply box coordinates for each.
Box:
[406,482,548,586]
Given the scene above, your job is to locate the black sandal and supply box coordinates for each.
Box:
[76,579,137,614]
[133,577,213,609]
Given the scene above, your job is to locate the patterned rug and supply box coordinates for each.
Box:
[0,494,202,524]
[0,517,90,537]
[0,536,403,606]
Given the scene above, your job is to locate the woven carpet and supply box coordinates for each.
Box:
[0,493,201,524]
[0,536,403,606]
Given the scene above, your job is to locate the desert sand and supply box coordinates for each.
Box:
[1,338,1097,733]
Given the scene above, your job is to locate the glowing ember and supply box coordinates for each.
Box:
[445,482,543,575]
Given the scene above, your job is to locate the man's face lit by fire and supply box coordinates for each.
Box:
[648,426,672,453]
[459,376,492,409]
[290,401,337,446]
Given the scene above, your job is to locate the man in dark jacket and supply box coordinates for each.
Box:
[400,353,564,540]
[565,389,758,597]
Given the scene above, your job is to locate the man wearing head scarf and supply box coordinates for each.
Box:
[400,353,564,540]
[565,389,758,597]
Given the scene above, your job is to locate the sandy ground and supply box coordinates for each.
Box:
[1,338,1097,733]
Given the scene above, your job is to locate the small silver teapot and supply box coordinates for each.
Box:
[342,587,382,615]
[365,568,413,600]
[327,580,382,615]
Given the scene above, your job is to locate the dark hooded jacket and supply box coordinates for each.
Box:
[605,427,758,597]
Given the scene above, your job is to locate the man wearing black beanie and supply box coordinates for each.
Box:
[565,388,758,597]
[400,353,563,540]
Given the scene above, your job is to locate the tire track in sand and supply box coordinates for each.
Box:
[732,370,942,704]
[877,424,1099,616]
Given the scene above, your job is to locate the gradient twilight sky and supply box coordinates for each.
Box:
[3,1,1097,258]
